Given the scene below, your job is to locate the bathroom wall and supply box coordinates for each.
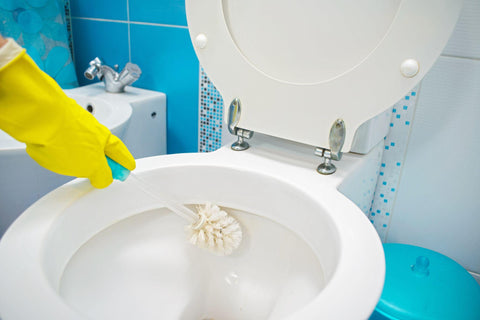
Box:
[0,0,78,88]
[369,0,480,276]
[69,0,199,154]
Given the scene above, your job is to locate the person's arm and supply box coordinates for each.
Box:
[0,37,135,188]
[0,35,23,70]
[0,35,7,47]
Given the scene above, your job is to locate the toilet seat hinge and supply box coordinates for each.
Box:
[315,119,346,175]
[228,98,254,151]
[231,127,254,151]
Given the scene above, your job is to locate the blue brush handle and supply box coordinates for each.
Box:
[106,156,130,181]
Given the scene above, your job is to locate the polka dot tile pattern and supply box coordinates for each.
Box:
[368,86,420,241]
[199,67,224,152]
[0,0,78,88]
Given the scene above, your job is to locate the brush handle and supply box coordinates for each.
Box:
[129,173,199,224]
[106,157,199,223]
[106,156,130,181]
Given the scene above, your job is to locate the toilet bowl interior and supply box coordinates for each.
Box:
[58,207,326,319]
[41,165,341,319]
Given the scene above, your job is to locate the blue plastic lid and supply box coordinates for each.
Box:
[375,244,480,320]
[106,156,130,181]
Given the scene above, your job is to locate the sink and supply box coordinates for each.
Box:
[65,91,132,139]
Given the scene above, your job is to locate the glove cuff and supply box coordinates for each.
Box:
[0,38,23,70]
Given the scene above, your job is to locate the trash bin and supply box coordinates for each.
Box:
[371,243,480,320]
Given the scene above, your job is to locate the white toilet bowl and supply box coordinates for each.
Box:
[0,134,385,319]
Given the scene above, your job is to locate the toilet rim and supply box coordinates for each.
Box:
[0,151,384,319]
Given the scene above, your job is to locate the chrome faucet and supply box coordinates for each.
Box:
[84,57,142,93]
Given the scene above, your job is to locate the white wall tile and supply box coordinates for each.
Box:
[443,0,480,59]
[369,87,420,241]
[386,56,480,273]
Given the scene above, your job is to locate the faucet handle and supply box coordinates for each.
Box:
[117,62,142,85]
[122,62,142,78]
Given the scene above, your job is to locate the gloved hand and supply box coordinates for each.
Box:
[0,39,135,188]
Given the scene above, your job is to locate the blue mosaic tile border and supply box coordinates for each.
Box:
[369,86,420,241]
[199,67,224,152]
[64,0,74,62]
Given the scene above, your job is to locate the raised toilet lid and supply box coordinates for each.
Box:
[186,0,463,152]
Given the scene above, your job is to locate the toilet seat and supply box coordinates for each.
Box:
[186,0,463,151]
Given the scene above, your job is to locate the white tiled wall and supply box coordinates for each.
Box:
[386,56,480,273]
[381,0,480,274]
[443,0,480,59]
[368,88,420,240]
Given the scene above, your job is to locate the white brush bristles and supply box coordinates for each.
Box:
[186,203,242,255]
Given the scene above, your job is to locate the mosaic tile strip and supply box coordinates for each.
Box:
[199,67,224,152]
[369,86,420,241]
[64,0,74,62]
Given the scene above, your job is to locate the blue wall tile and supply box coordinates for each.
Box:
[129,0,187,26]
[70,0,127,20]
[71,19,129,86]
[0,0,78,88]
[130,24,198,154]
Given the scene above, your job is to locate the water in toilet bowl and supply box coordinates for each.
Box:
[59,207,325,320]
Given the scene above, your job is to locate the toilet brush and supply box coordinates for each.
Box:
[107,156,242,255]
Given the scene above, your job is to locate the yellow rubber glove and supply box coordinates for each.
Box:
[0,41,135,188]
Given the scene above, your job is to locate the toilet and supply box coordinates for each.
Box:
[0,1,463,320]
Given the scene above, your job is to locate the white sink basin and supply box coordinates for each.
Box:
[70,95,131,136]
[0,129,22,150]
[65,91,132,139]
